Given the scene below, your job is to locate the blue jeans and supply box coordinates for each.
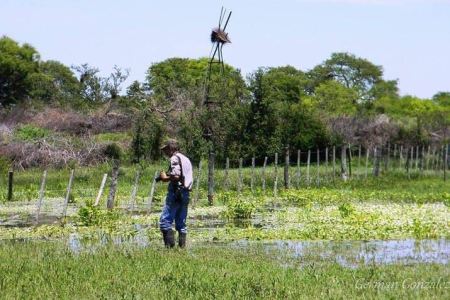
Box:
[159,183,190,234]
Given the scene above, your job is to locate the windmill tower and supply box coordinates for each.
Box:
[204,7,232,205]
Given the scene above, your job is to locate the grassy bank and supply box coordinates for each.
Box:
[0,242,448,299]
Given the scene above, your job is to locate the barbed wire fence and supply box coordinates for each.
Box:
[0,143,448,226]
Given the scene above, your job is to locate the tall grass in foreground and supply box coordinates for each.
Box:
[0,241,448,299]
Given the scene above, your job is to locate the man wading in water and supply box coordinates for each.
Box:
[156,139,193,248]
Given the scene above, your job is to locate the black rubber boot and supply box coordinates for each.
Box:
[178,232,187,248]
[162,229,175,248]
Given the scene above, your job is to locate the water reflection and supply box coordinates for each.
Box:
[263,239,449,268]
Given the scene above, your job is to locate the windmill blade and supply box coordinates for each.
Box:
[222,11,232,31]
[218,6,225,29]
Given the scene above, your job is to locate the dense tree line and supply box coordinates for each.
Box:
[1,36,449,166]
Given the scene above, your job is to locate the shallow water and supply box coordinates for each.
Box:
[261,239,449,268]
[64,229,449,268]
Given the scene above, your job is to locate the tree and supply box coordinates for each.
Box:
[432,92,450,107]
[72,63,106,102]
[105,65,129,99]
[145,57,248,161]
[309,52,384,104]
[244,66,327,157]
[0,36,40,106]
[29,60,80,102]
[313,81,358,115]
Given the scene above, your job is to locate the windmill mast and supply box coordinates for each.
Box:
[204,7,232,205]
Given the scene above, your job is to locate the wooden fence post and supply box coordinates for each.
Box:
[365,148,370,179]
[386,142,391,172]
[348,144,352,178]
[7,170,13,201]
[400,145,404,170]
[262,156,268,192]
[444,144,448,181]
[251,156,255,193]
[296,150,301,188]
[207,151,215,206]
[426,145,431,171]
[238,158,243,194]
[420,145,425,175]
[332,146,336,181]
[106,160,120,210]
[274,153,278,197]
[128,169,140,212]
[193,161,202,206]
[224,158,229,191]
[284,146,290,189]
[408,147,413,179]
[35,170,47,225]
[415,146,419,169]
[435,146,438,171]
[307,150,311,185]
[61,169,75,220]
[358,145,362,178]
[94,174,108,206]
[372,147,377,176]
[146,170,158,213]
[316,148,320,185]
[325,147,329,180]
[393,144,398,170]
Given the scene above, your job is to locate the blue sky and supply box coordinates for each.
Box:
[1,0,449,98]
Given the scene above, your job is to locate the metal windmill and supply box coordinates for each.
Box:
[204,7,232,108]
[203,7,232,205]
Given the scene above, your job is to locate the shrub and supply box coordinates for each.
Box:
[104,143,122,160]
[77,200,120,226]
[14,124,49,141]
[0,156,11,173]
[338,202,355,218]
[223,197,256,219]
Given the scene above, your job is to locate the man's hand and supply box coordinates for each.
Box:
[159,171,169,181]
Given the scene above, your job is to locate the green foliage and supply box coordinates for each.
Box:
[244,66,329,156]
[280,190,312,208]
[0,36,40,106]
[94,132,131,143]
[131,111,164,162]
[0,156,11,174]
[309,52,384,103]
[104,143,123,160]
[72,63,106,102]
[30,60,80,103]
[313,81,358,115]
[338,202,355,218]
[14,124,49,141]
[145,57,249,162]
[432,91,450,107]
[77,200,119,226]
[223,197,256,219]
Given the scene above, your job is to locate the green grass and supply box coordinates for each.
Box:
[1,162,448,205]
[0,241,448,299]
[93,132,132,144]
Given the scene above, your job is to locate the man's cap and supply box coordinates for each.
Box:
[160,138,179,150]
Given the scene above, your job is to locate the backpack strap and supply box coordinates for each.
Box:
[174,154,185,188]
